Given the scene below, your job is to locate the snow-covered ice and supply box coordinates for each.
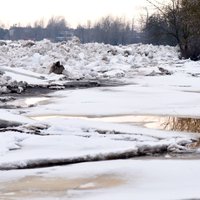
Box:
[1,39,200,199]
[1,160,200,200]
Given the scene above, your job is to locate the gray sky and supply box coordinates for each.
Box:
[0,0,168,27]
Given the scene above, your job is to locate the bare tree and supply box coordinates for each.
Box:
[145,0,200,60]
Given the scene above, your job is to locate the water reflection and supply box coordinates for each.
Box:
[24,97,49,106]
[30,115,200,133]
[164,117,200,133]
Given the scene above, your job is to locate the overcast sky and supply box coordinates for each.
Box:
[0,0,167,27]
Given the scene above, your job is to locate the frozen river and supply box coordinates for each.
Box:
[1,38,200,200]
[1,83,200,200]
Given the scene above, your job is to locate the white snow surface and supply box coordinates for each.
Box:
[0,39,200,163]
[1,39,200,199]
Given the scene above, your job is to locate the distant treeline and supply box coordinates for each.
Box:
[0,15,177,46]
[0,16,141,45]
